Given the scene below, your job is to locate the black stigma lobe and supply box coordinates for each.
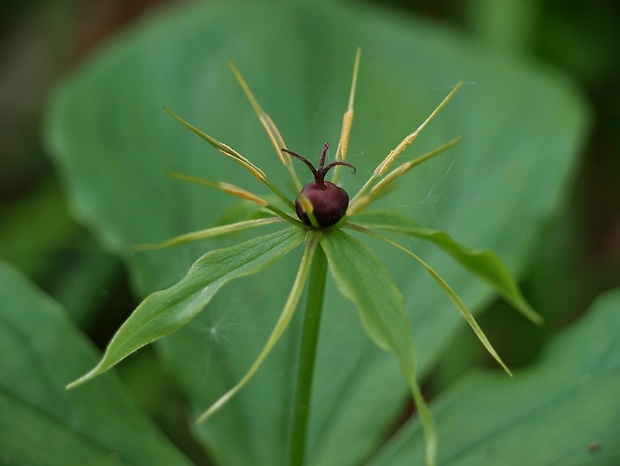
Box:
[281,143,356,227]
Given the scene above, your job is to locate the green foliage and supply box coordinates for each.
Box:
[68,227,305,389]
[0,1,603,465]
[351,210,542,325]
[321,230,437,463]
[369,288,620,465]
[0,262,192,465]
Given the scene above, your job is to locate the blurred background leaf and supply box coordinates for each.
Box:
[0,262,193,465]
[43,1,587,464]
[369,288,620,465]
[2,0,617,464]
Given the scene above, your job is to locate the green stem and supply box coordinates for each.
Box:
[288,240,328,466]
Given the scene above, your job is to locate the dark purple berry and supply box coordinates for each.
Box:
[282,143,356,227]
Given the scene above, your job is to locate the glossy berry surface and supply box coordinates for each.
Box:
[296,180,349,227]
[282,143,355,227]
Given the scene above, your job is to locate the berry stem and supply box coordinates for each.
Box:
[288,238,327,466]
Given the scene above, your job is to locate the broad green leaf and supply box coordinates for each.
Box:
[350,210,542,325]
[0,262,192,466]
[369,288,620,465]
[320,230,437,465]
[68,227,304,388]
[348,224,511,376]
[320,230,413,364]
[198,232,319,423]
[45,1,588,464]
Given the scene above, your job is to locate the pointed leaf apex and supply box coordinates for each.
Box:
[66,365,104,390]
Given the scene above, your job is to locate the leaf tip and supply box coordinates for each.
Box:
[516,300,545,327]
[66,367,99,390]
[228,60,239,75]
[532,314,545,327]
[196,393,233,424]
[196,408,214,425]
[163,106,182,123]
